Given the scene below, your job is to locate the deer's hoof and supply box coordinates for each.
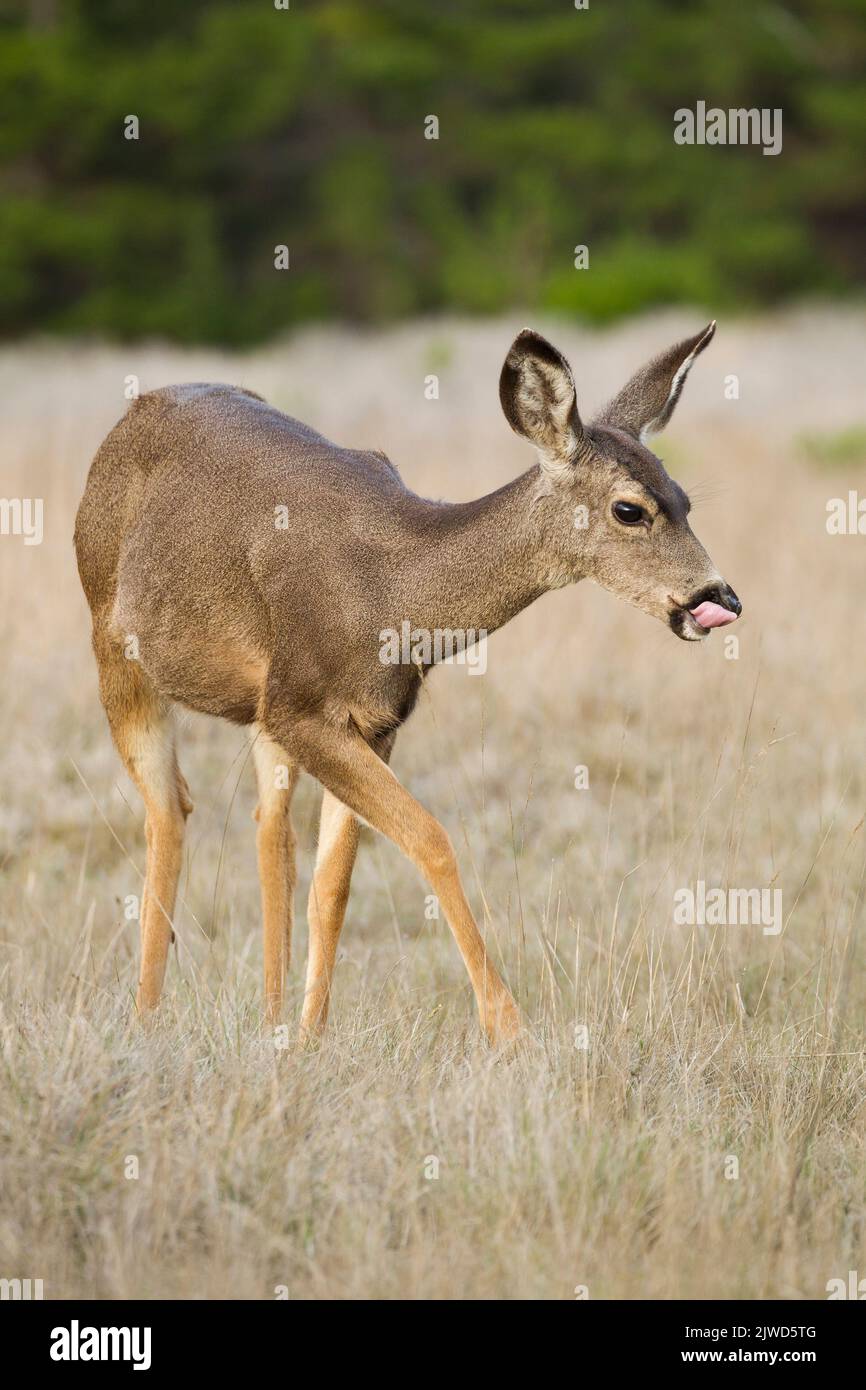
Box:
[485,995,524,1047]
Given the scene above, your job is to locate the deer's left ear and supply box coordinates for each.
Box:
[595,321,716,442]
[499,329,590,482]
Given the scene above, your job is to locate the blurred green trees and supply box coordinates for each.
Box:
[1,0,863,342]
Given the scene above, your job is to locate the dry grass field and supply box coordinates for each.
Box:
[1,309,866,1300]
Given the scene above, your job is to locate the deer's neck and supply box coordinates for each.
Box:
[402,467,568,638]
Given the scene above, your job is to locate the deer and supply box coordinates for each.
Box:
[74,322,740,1046]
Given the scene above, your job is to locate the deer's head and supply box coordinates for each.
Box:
[499,323,741,640]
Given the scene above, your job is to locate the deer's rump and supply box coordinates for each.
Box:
[75,385,284,722]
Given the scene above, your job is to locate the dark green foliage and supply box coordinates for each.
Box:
[1,0,863,342]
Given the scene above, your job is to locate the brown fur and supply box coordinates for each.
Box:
[74,328,739,1042]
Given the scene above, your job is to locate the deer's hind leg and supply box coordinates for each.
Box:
[250,726,299,1023]
[94,632,192,1014]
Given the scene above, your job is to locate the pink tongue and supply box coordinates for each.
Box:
[689,600,737,629]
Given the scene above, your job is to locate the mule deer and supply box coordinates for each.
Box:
[74,323,740,1044]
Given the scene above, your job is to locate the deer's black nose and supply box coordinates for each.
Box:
[688,582,742,617]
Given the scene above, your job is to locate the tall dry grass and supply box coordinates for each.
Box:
[1,309,865,1298]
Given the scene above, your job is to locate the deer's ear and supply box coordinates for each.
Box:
[499,329,589,481]
[596,321,716,442]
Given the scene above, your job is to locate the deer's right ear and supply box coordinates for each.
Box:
[499,329,589,482]
[595,321,716,443]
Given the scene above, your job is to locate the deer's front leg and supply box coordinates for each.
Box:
[269,714,521,1045]
[299,791,360,1041]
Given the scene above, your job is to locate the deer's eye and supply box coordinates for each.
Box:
[612,501,646,526]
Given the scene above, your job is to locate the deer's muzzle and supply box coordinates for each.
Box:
[670,583,741,641]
